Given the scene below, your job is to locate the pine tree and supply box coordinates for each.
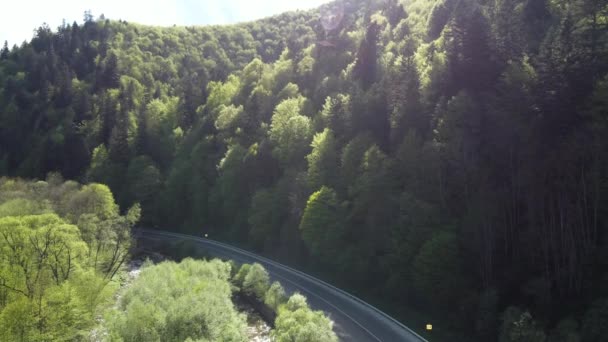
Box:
[384,0,408,27]
[54,63,73,108]
[83,10,94,23]
[0,41,9,60]
[389,45,425,145]
[353,22,380,88]
[445,5,497,94]
[135,102,148,156]
[100,52,120,89]
[108,105,130,165]
[100,92,117,145]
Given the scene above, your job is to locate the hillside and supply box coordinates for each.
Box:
[1,0,608,340]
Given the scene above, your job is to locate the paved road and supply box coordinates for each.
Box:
[135,229,428,342]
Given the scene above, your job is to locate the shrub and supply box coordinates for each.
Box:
[265,281,287,311]
[273,293,338,342]
[243,263,270,299]
[106,258,247,342]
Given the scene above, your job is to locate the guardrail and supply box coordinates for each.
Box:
[136,228,428,342]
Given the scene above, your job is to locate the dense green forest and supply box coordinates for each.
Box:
[0,177,137,340]
[0,177,337,341]
[1,0,608,340]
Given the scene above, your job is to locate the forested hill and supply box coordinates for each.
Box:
[1,0,608,340]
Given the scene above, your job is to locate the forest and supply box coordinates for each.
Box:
[0,177,336,341]
[1,0,608,340]
[0,177,137,340]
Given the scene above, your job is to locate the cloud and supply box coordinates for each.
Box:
[0,0,329,46]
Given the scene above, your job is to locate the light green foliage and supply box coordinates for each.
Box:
[0,297,37,341]
[144,97,180,166]
[233,264,251,288]
[0,214,102,339]
[0,197,47,217]
[264,281,287,311]
[0,214,87,295]
[270,53,295,93]
[205,75,241,117]
[0,177,133,341]
[269,97,313,166]
[215,104,245,132]
[300,186,345,265]
[106,258,247,342]
[240,58,266,95]
[318,94,352,140]
[297,55,315,78]
[277,82,300,101]
[86,145,114,185]
[146,97,179,133]
[233,263,335,342]
[36,281,94,341]
[69,269,119,315]
[284,293,308,312]
[273,293,338,342]
[67,183,119,222]
[306,129,339,190]
[242,263,270,299]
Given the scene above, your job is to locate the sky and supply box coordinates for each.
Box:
[1,0,330,47]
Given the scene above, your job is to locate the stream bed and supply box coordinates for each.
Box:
[235,297,272,342]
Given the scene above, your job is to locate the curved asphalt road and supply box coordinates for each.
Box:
[135,229,428,342]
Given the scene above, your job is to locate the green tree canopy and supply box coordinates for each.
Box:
[300,186,346,267]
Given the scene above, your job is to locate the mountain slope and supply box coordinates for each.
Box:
[1,0,608,340]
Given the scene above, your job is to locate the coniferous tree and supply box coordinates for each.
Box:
[100,91,117,145]
[0,41,8,60]
[100,52,119,89]
[390,45,425,145]
[0,2,607,339]
[135,103,149,156]
[384,0,408,27]
[354,22,380,89]
[108,105,130,165]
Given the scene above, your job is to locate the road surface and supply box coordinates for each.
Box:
[135,229,428,342]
